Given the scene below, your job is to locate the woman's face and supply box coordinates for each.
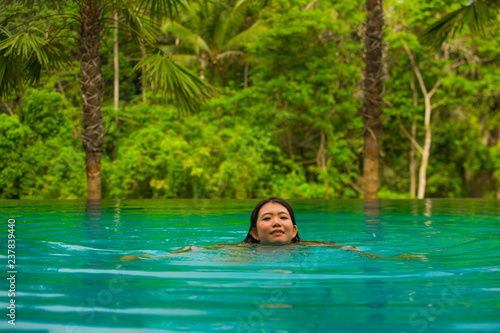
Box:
[251,202,298,244]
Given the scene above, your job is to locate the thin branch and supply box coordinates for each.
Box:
[366,126,377,141]
[6,14,79,31]
[431,97,448,110]
[347,180,364,196]
[449,56,497,70]
[402,42,428,96]
[298,131,320,147]
[53,1,77,36]
[396,115,424,155]
[302,158,317,165]
[46,23,80,46]
[428,79,441,98]
[2,102,13,116]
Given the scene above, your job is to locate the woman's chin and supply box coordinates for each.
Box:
[261,239,290,245]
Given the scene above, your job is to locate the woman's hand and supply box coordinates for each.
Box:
[119,254,156,261]
[119,255,139,261]
[120,246,200,261]
[170,245,200,253]
[340,245,360,251]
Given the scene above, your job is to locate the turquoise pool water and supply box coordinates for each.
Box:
[1,199,499,332]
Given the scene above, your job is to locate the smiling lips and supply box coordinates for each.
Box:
[271,229,284,235]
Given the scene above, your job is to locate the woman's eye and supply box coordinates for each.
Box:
[263,217,270,221]
[281,217,288,219]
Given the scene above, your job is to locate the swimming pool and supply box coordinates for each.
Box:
[1,199,499,332]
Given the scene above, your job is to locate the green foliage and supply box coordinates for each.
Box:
[0,114,35,198]
[1,0,499,199]
[384,0,500,198]
[420,0,500,48]
[0,3,71,99]
[136,52,212,113]
[0,89,85,199]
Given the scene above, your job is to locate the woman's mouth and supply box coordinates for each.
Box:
[271,230,284,235]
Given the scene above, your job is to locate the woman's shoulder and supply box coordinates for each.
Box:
[298,241,336,246]
[204,242,249,249]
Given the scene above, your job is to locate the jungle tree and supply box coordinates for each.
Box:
[362,0,384,199]
[160,0,265,87]
[0,0,211,199]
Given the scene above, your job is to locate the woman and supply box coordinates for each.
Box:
[120,197,371,261]
[243,196,301,244]
[241,197,360,249]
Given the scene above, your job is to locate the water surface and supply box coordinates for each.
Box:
[0,199,499,332]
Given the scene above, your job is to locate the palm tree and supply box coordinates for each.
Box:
[159,0,265,86]
[420,0,500,198]
[0,0,211,199]
[420,0,500,48]
[362,0,385,199]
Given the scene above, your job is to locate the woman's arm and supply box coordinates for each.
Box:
[119,245,201,261]
[299,241,360,251]
[300,241,417,260]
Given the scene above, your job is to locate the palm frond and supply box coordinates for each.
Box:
[208,2,227,48]
[162,20,212,56]
[171,54,200,66]
[0,53,24,99]
[136,52,212,114]
[159,44,194,54]
[223,20,267,51]
[0,30,68,99]
[233,0,269,12]
[420,0,500,49]
[136,0,187,22]
[232,0,253,15]
[118,5,159,46]
[215,50,245,62]
[0,29,48,64]
[216,4,246,48]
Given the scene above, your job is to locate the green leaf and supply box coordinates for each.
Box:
[420,0,500,49]
[136,52,213,114]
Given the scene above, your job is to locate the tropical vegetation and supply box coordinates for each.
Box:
[1,0,499,199]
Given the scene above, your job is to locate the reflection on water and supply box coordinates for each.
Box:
[364,199,384,242]
[0,199,499,332]
[362,200,387,325]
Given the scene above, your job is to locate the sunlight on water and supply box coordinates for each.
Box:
[0,199,499,332]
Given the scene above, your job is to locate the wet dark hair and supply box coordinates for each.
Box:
[243,197,302,243]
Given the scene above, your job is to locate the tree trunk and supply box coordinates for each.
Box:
[244,61,248,88]
[497,177,500,199]
[417,95,432,199]
[362,0,384,199]
[200,53,207,81]
[409,69,418,198]
[211,59,216,85]
[410,121,417,198]
[139,40,147,103]
[113,9,119,118]
[79,0,104,200]
[403,44,440,199]
[112,9,119,162]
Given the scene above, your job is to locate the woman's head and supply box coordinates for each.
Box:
[243,197,301,244]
